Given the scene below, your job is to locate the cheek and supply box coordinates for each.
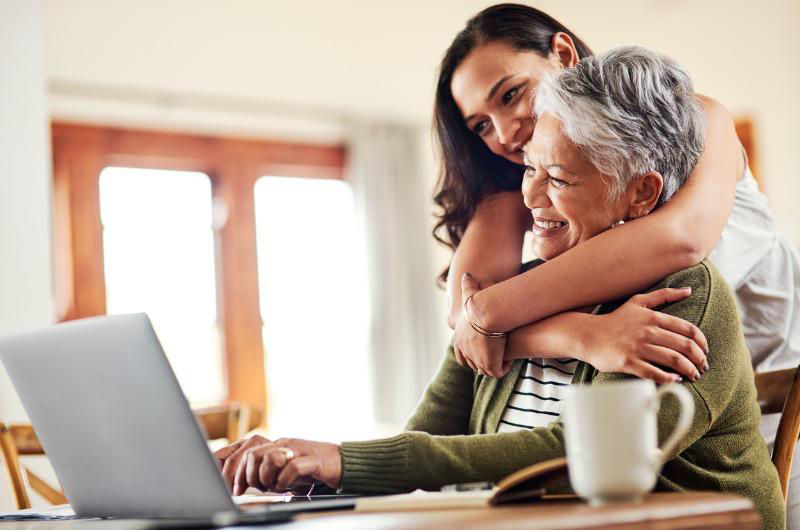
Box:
[550,191,575,220]
[571,208,613,240]
[553,193,595,238]
[515,96,533,119]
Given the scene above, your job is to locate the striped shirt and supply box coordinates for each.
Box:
[497,358,577,432]
[498,305,599,433]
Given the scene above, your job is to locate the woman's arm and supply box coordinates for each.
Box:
[456,270,708,380]
[445,191,530,329]
[467,96,741,332]
[504,287,708,383]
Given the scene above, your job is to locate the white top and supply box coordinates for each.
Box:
[708,166,800,374]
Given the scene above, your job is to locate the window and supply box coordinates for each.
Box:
[51,123,345,423]
[99,167,224,406]
[254,177,372,439]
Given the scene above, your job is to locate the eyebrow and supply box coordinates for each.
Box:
[487,74,516,102]
[547,164,576,176]
[522,157,577,176]
[463,73,519,124]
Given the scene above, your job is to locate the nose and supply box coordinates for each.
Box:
[522,171,549,210]
[494,116,521,151]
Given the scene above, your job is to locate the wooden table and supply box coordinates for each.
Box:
[0,492,760,529]
[287,492,760,530]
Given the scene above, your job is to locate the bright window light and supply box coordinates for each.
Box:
[99,167,225,406]
[254,176,372,441]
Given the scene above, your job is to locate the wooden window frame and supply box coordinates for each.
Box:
[51,122,346,425]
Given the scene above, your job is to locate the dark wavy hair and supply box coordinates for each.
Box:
[432,3,593,284]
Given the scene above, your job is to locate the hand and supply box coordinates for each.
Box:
[580,287,709,383]
[453,273,512,378]
[215,436,342,495]
[214,434,272,492]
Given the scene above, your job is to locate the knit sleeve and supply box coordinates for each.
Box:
[340,425,567,494]
[403,343,476,436]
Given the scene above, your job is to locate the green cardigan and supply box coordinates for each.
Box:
[339,261,785,530]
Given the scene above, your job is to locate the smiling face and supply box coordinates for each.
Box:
[450,41,561,165]
[521,113,631,261]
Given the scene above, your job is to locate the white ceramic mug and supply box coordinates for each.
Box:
[562,379,694,505]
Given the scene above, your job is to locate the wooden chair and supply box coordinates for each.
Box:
[192,402,263,442]
[755,365,800,504]
[0,402,262,510]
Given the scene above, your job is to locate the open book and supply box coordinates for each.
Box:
[356,457,568,512]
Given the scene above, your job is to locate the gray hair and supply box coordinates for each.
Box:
[534,45,706,206]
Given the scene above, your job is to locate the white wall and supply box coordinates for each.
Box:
[0,0,55,510]
[0,0,53,423]
[42,0,800,241]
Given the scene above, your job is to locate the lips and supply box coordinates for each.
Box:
[533,218,567,229]
[531,216,568,237]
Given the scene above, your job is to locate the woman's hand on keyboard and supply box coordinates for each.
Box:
[215,436,342,495]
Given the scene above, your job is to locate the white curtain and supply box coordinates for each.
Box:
[348,121,446,425]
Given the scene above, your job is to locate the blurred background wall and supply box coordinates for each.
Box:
[42,0,800,242]
[0,0,53,425]
[0,0,798,509]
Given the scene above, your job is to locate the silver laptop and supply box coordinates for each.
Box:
[0,313,354,521]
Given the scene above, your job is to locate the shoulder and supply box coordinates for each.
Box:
[651,260,735,329]
[696,94,734,125]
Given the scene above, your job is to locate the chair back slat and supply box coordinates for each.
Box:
[0,423,31,509]
[8,425,44,456]
[25,468,68,505]
[756,368,797,415]
[755,365,800,505]
[194,402,262,442]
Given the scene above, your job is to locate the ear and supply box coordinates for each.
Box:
[549,32,579,68]
[627,172,664,218]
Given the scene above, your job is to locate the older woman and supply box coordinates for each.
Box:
[215,46,784,529]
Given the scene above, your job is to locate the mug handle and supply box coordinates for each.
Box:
[653,383,695,469]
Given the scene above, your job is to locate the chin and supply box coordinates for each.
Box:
[531,244,562,262]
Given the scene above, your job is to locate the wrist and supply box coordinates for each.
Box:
[334,445,344,491]
[548,312,596,363]
[571,313,600,363]
[469,289,501,332]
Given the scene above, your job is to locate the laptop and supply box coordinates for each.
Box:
[0,313,357,522]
